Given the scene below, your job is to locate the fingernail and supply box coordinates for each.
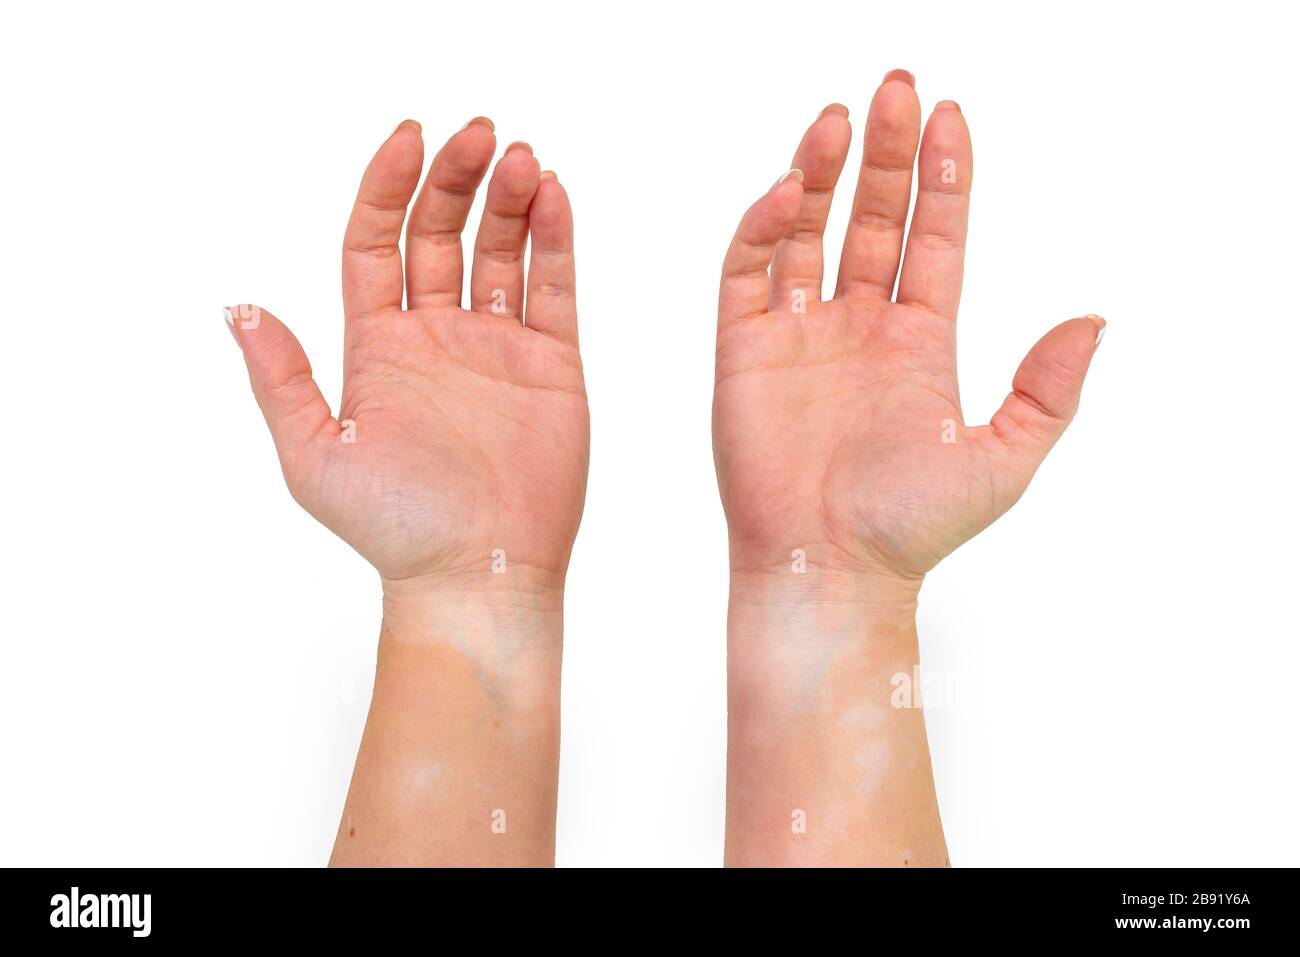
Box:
[777,168,804,186]
[539,170,558,182]
[505,140,533,155]
[460,116,494,133]
[224,307,239,343]
[883,69,915,88]
[818,102,850,120]
[393,119,422,135]
[935,100,961,113]
[1084,313,1106,346]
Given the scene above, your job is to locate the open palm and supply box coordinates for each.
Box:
[232,119,588,587]
[715,73,1101,585]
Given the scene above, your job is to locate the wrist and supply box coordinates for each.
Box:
[377,573,565,711]
[724,547,946,867]
[727,552,920,687]
[334,573,564,866]
[728,541,922,619]
[381,571,565,637]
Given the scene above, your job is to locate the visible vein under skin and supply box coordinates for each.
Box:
[329,581,563,867]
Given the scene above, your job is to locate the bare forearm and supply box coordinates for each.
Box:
[724,568,947,867]
[330,579,563,866]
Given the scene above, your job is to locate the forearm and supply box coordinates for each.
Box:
[329,578,563,867]
[724,566,948,867]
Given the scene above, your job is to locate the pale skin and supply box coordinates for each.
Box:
[233,73,1099,868]
[715,70,1102,865]
[231,117,587,865]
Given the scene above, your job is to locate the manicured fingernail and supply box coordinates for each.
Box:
[505,140,533,155]
[539,170,558,182]
[883,69,915,88]
[225,303,261,335]
[460,116,495,133]
[935,100,961,113]
[1084,314,1106,346]
[393,119,422,135]
[818,102,850,120]
[777,168,804,186]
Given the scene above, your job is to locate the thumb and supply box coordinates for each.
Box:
[989,314,1104,469]
[226,304,337,480]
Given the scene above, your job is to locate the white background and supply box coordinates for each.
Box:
[2,0,1297,867]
